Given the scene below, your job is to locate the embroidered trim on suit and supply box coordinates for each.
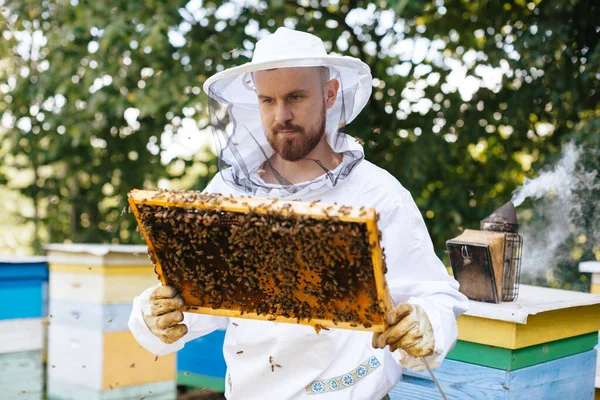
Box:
[305,356,381,395]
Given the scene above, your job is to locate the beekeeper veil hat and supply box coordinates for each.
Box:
[203,27,372,196]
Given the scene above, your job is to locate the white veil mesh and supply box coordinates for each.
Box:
[205,61,371,196]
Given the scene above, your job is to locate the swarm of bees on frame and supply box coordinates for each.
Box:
[131,190,387,330]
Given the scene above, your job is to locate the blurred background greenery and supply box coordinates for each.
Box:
[0,0,598,291]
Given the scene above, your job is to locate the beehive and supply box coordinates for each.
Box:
[390,285,600,400]
[44,244,176,400]
[128,189,392,332]
[0,256,47,400]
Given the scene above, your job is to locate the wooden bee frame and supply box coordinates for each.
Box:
[128,189,392,332]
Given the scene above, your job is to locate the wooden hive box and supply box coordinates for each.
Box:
[580,261,600,295]
[0,256,48,320]
[0,256,48,400]
[579,262,600,399]
[390,285,600,400]
[46,324,176,399]
[45,244,158,304]
[43,244,176,400]
[390,350,597,400]
[177,331,227,392]
[0,318,45,400]
[128,189,392,333]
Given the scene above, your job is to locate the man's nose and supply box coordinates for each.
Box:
[275,102,293,125]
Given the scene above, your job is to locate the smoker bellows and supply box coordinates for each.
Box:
[446,201,523,303]
[128,189,392,332]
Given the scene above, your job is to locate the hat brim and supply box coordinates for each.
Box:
[203,55,370,97]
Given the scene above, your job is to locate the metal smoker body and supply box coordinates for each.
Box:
[447,202,523,303]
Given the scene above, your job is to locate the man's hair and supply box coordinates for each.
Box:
[317,66,330,85]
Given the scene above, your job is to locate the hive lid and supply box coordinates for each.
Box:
[0,255,47,264]
[43,244,150,266]
[463,284,600,324]
[0,256,48,281]
[579,261,600,273]
[43,244,148,256]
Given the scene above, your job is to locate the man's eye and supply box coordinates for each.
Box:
[262,99,273,104]
[290,95,302,101]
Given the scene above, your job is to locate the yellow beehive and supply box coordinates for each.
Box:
[44,244,176,399]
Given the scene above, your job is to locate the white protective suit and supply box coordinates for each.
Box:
[129,27,468,400]
[129,156,468,399]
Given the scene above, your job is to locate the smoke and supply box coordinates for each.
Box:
[512,143,583,207]
[513,142,600,280]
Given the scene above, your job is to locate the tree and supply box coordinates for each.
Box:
[1,0,597,290]
[1,0,219,251]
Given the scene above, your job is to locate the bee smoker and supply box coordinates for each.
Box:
[446,202,523,303]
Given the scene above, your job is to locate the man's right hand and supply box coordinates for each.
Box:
[142,286,188,344]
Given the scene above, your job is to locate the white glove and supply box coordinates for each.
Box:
[372,303,435,358]
[142,285,188,344]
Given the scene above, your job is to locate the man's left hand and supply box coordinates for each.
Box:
[372,303,435,358]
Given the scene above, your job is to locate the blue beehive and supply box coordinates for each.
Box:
[0,256,48,400]
[0,256,48,320]
[177,330,227,391]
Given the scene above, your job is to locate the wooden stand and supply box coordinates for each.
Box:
[390,285,600,399]
[0,256,48,400]
[44,245,176,400]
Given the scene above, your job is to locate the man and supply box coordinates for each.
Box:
[129,27,468,399]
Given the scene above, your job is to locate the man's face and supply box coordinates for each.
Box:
[254,67,333,162]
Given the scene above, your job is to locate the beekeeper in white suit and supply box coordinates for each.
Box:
[129,27,468,399]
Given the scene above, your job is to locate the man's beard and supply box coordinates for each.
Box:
[266,107,327,162]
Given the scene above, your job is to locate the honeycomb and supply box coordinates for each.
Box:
[128,189,391,332]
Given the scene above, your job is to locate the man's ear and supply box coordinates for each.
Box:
[324,79,340,109]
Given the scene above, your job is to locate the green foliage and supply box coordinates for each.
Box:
[1,0,597,291]
[1,0,219,250]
